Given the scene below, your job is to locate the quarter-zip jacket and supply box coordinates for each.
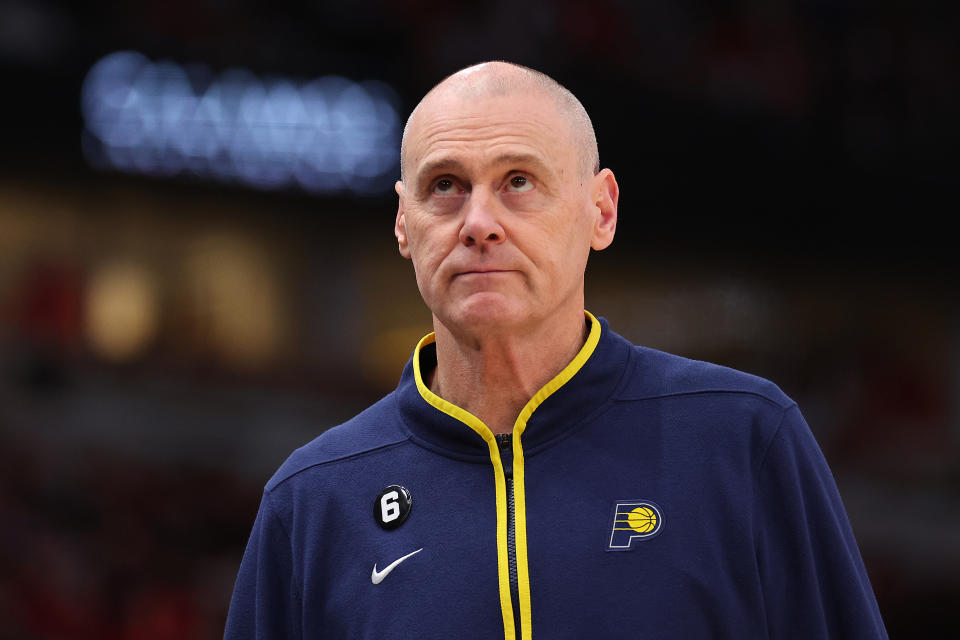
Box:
[225,313,887,639]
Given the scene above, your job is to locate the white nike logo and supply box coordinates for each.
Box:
[371,548,423,584]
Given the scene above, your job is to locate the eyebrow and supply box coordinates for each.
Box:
[413,152,553,189]
[414,157,467,188]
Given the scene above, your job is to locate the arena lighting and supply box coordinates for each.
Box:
[84,261,160,362]
[81,51,401,195]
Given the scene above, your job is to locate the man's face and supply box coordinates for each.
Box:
[395,89,614,336]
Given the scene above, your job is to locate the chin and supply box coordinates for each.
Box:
[440,294,530,334]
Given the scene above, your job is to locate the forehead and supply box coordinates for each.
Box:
[406,91,577,181]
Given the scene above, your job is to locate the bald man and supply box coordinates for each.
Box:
[225,62,887,639]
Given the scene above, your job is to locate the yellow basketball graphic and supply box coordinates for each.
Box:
[627,505,658,533]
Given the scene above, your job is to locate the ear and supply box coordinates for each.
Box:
[395,180,412,259]
[589,169,618,251]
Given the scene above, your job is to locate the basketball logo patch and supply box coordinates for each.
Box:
[606,501,663,550]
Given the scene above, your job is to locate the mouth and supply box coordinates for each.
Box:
[456,269,513,276]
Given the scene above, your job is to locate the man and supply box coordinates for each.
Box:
[225,62,887,639]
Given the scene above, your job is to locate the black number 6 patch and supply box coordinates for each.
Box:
[374,485,412,530]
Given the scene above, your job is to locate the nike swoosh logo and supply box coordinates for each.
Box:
[371,548,423,584]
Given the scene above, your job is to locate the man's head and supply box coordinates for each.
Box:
[395,62,618,338]
[400,63,600,183]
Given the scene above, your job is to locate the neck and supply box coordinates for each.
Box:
[428,311,589,435]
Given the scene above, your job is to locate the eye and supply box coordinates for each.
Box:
[507,175,533,193]
[433,178,460,195]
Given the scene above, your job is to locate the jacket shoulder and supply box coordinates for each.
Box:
[615,342,794,409]
[265,392,408,491]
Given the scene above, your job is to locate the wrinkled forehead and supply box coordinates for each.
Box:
[404,90,577,178]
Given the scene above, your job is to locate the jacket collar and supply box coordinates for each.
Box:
[395,313,632,460]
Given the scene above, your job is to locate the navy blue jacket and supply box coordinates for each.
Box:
[225,314,887,639]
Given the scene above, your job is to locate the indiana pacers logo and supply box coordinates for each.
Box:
[607,501,664,550]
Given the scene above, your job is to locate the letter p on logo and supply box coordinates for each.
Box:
[606,501,663,550]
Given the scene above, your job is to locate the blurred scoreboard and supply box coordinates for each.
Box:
[81,51,401,195]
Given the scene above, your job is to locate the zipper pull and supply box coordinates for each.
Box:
[495,433,513,479]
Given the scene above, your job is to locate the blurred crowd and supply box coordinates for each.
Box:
[0,437,256,639]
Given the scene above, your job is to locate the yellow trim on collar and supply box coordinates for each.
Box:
[412,311,602,640]
[410,311,601,433]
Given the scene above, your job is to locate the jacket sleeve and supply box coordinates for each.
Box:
[224,489,302,640]
[754,404,887,639]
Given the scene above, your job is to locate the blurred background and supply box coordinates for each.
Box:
[1,0,958,637]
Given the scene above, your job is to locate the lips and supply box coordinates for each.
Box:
[455,269,513,276]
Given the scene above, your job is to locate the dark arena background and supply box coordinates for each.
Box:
[1,1,958,637]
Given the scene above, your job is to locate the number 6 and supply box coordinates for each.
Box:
[380,490,400,523]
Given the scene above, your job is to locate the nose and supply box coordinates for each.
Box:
[458,188,505,248]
